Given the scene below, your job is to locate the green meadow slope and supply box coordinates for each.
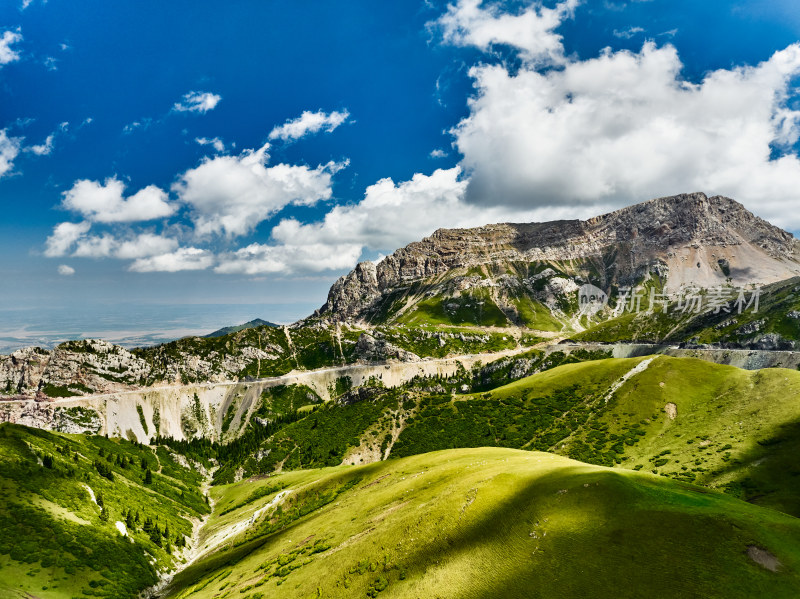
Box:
[393,355,800,518]
[0,423,210,598]
[188,355,800,519]
[164,447,800,599]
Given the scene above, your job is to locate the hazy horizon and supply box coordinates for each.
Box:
[0,301,317,354]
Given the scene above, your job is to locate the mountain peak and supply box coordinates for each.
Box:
[319,193,800,322]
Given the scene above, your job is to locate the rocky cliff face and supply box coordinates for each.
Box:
[0,339,150,398]
[319,193,800,322]
[0,334,284,399]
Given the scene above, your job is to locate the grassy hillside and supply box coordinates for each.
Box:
[592,356,800,515]
[393,356,800,518]
[164,447,800,599]
[572,276,800,346]
[161,348,613,482]
[0,423,210,598]
[172,354,800,521]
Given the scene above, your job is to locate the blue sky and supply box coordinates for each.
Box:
[1,0,800,347]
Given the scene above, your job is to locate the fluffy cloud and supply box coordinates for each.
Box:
[71,232,179,259]
[115,233,179,259]
[270,168,469,252]
[452,41,800,229]
[129,247,214,272]
[45,223,179,260]
[215,168,468,274]
[195,136,225,152]
[433,0,800,230]
[268,109,351,142]
[44,221,91,257]
[172,91,221,114]
[435,0,578,65]
[215,167,593,275]
[0,29,22,66]
[27,134,54,156]
[61,177,175,223]
[57,264,75,276]
[215,242,363,275]
[173,142,344,237]
[0,129,22,177]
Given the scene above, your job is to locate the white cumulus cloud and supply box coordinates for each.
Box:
[0,29,22,66]
[268,109,351,142]
[114,233,180,259]
[129,247,215,272]
[57,264,75,276]
[61,177,175,223]
[434,0,800,231]
[452,41,800,229]
[435,0,579,65]
[71,232,179,259]
[45,223,179,260]
[173,91,222,114]
[173,142,345,238]
[215,242,363,275]
[0,129,22,177]
[27,134,54,156]
[44,221,91,257]
[195,136,225,152]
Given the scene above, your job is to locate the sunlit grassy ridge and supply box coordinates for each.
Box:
[166,353,800,521]
[595,356,800,514]
[390,356,800,517]
[164,448,800,599]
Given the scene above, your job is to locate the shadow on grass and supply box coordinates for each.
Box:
[701,419,800,519]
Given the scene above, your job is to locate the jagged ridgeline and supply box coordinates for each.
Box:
[0,322,531,400]
[317,192,800,346]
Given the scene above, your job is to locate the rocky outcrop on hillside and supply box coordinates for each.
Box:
[0,339,149,398]
[0,334,286,399]
[356,332,420,362]
[319,193,800,322]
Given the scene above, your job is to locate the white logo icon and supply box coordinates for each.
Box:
[578,284,608,315]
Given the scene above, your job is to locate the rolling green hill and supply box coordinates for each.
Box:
[163,354,800,520]
[163,447,800,599]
